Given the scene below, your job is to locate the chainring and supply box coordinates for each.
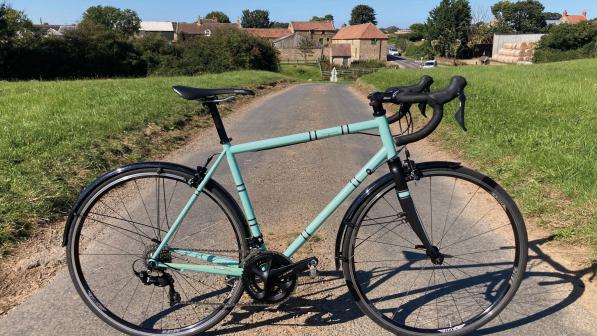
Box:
[242,251,297,304]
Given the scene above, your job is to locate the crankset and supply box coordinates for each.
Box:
[242,251,318,304]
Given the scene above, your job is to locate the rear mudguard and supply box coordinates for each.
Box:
[334,161,462,270]
[62,161,248,247]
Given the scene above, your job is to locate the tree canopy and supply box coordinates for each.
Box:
[81,5,140,36]
[409,23,426,41]
[241,9,271,28]
[426,0,472,57]
[543,11,562,21]
[349,5,377,25]
[491,0,546,33]
[311,14,334,22]
[205,11,230,23]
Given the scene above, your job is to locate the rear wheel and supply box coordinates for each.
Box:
[342,163,527,335]
[66,163,249,335]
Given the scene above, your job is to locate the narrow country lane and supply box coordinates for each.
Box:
[0,84,595,336]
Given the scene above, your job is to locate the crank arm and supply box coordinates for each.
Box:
[269,257,318,278]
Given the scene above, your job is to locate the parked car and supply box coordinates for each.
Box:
[422,60,438,68]
[388,47,401,57]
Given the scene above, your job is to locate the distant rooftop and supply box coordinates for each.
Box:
[140,21,174,32]
[290,21,335,31]
[333,23,387,40]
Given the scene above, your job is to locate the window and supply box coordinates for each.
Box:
[371,38,378,45]
[319,38,324,45]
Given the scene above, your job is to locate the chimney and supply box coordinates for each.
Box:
[582,10,587,18]
[562,10,568,17]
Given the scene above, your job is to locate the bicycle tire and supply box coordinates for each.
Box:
[66,162,250,336]
[342,162,528,335]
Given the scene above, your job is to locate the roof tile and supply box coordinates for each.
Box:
[333,23,387,40]
[291,21,335,31]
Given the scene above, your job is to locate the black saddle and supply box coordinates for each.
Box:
[172,86,255,101]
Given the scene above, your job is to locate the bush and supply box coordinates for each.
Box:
[540,21,597,50]
[404,41,435,59]
[534,44,596,63]
[150,28,280,76]
[1,24,147,80]
[534,21,597,63]
[349,60,386,68]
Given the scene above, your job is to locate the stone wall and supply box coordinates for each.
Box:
[278,47,330,62]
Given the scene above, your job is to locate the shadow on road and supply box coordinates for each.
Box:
[207,236,595,335]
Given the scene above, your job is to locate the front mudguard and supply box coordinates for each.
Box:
[334,161,462,270]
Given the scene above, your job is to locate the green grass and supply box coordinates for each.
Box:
[0,70,290,254]
[361,59,597,258]
[280,64,322,81]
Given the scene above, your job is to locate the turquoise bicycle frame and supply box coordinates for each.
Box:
[150,116,398,276]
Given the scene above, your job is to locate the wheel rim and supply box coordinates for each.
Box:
[348,170,525,333]
[69,170,244,334]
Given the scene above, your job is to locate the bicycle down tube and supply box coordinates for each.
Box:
[150,116,398,275]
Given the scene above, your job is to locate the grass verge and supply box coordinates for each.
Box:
[360,59,597,259]
[0,70,291,255]
[280,64,322,81]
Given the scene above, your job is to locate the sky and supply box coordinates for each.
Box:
[8,0,596,28]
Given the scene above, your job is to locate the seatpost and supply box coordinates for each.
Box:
[204,101,231,144]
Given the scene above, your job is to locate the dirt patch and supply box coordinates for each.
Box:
[0,81,292,316]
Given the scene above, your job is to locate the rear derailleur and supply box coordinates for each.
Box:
[132,246,181,307]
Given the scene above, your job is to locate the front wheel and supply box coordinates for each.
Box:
[66,162,250,336]
[342,162,527,335]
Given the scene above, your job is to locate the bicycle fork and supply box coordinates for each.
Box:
[388,157,444,265]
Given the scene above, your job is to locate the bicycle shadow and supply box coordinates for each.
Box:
[205,236,594,335]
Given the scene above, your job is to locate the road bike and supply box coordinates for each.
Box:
[64,75,528,335]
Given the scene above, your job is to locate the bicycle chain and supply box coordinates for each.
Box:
[168,248,291,308]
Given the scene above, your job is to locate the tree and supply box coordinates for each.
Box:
[297,37,317,61]
[205,11,230,23]
[409,23,426,41]
[241,9,271,28]
[312,14,334,22]
[426,0,472,58]
[81,6,140,37]
[543,12,562,21]
[349,5,377,25]
[0,4,34,68]
[270,21,289,28]
[384,26,399,34]
[491,0,546,34]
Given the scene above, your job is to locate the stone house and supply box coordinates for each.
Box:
[244,28,292,41]
[330,23,388,65]
[175,18,239,41]
[139,21,175,41]
[560,10,588,24]
[289,21,336,47]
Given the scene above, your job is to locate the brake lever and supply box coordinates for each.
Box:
[417,88,430,117]
[418,102,427,117]
[454,89,467,131]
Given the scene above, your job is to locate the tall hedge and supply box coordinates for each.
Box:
[534,21,597,63]
[148,28,280,76]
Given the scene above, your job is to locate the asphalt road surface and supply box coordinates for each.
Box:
[388,56,422,69]
[1,84,595,335]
